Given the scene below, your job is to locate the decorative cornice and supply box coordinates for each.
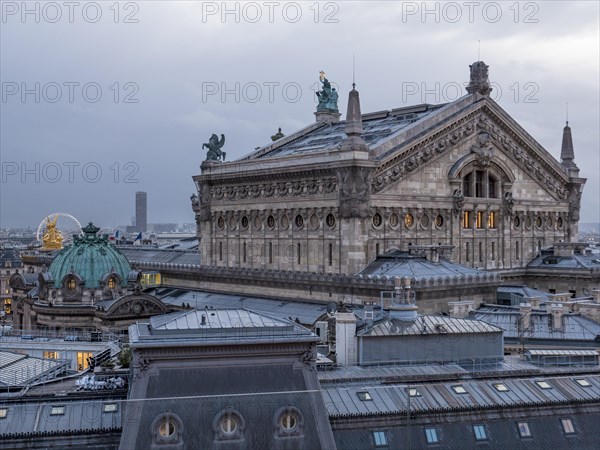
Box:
[209,177,338,202]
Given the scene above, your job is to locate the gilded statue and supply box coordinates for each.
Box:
[42,215,64,250]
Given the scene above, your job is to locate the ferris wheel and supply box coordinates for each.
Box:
[36,212,83,245]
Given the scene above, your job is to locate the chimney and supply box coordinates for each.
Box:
[519,303,532,330]
[550,303,564,331]
[448,300,475,318]
[523,296,541,309]
[334,311,357,366]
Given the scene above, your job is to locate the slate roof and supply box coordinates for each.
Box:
[148,288,329,325]
[251,103,445,159]
[0,399,122,437]
[527,251,600,269]
[116,246,200,266]
[130,308,317,345]
[470,305,600,343]
[321,374,600,418]
[0,247,22,268]
[0,351,69,386]
[357,315,502,337]
[359,251,485,280]
[498,285,551,300]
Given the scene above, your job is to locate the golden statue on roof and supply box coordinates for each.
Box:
[42,215,64,250]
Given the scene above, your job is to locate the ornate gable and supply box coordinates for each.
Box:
[371,100,571,202]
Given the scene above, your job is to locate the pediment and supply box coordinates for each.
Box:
[371,100,570,201]
[105,293,168,317]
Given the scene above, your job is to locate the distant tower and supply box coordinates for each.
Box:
[135,191,147,233]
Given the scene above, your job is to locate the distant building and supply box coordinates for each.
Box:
[135,191,147,233]
[0,247,22,315]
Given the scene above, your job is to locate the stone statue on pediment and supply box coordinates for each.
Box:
[203,133,226,161]
[316,71,339,113]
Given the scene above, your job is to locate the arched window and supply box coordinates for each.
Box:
[462,169,500,199]
[107,277,116,289]
[67,278,77,290]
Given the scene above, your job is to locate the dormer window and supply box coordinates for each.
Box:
[67,278,77,290]
[107,277,116,289]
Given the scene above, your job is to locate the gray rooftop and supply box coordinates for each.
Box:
[250,103,446,159]
[130,308,317,345]
[116,246,200,266]
[528,250,600,270]
[148,287,329,325]
[357,314,502,337]
[321,373,600,418]
[359,251,485,280]
[0,351,69,387]
[471,305,600,343]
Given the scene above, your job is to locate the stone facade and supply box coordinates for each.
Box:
[192,63,585,276]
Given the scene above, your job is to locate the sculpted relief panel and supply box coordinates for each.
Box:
[372,112,570,201]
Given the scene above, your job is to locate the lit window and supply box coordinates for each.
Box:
[425,428,439,444]
[452,385,467,394]
[0,408,7,419]
[493,383,509,392]
[107,278,116,289]
[373,431,387,446]
[103,403,118,413]
[67,278,76,290]
[357,391,372,401]
[517,422,531,438]
[159,419,176,438]
[536,380,552,389]
[476,211,484,229]
[473,424,487,440]
[463,211,471,229]
[43,351,58,360]
[77,352,93,371]
[50,406,65,415]
[219,414,238,436]
[574,379,591,387]
[279,412,297,432]
[488,211,497,229]
[561,418,575,434]
[408,388,421,397]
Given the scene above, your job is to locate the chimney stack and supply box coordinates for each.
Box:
[550,304,564,331]
[519,303,532,330]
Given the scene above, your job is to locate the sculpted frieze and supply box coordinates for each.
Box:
[208,177,338,202]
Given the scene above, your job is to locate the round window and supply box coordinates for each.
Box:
[279,413,297,432]
[217,216,225,230]
[557,217,563,229]
[435,214,444,227]
[419,214,430,228]
[513,216,521,228]
[295,215,304,228]
[535,216,542,228]
[253,216,262,230]
[267,215,275,229]
[241,216,249,229]
[372,213,382,228]
[280,215,289,230]
[404,213,414,228]
[219,415,238,436]
[309,214,320,229]
[159,420,175,438]
[389,214,399,228]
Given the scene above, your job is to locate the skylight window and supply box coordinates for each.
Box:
[574,378,591,387]
[0,408,7,419]
[408,388,421,397]
[536,380,552,389]
[452,385,467,394]
[473,424,487,440]
[103,403,118,413]
[357,391,372,401]
[561,419,575,434]
[373,431,387,446]
[517,422,531,438]
[493,383,509,392]
[425,428,439,444]
[50,406,65,415]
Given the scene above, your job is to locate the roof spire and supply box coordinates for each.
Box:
[560,119,578,172]
[340,83,368,152]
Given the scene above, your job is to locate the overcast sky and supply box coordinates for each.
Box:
[1,1,598,229]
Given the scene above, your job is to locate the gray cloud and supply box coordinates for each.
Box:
[1,1,598,228]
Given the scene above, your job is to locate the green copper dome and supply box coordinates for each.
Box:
[48,222,132,289]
